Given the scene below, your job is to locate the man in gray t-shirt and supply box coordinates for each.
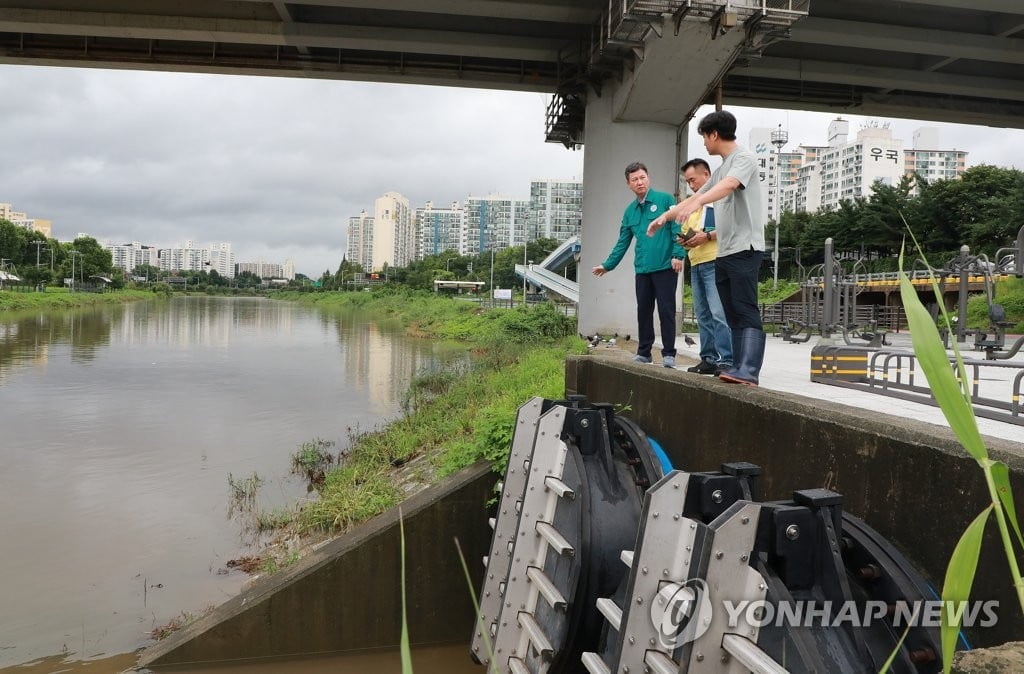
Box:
[647,110,767,386]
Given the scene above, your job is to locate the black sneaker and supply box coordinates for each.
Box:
[686,360,718,375]
[714,363,733,376]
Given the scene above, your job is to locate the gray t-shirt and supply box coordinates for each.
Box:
[700,145,765,257]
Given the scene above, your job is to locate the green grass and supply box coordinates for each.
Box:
[0,288,152,313]
[290,438,337,476]
[967,276,1024,332]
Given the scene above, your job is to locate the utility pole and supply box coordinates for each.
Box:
[770,124,789,291]
[32,240,45,266]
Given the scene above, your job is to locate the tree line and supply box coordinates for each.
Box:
[775,164,1023,275]
[0,220,112,286]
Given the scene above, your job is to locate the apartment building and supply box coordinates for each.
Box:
[346,210,374,271]
[415,200,464,258]
[462,196,530,256]
[372,192,413,271]
[529,179,582,242]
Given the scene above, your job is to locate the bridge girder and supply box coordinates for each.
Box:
[0,0,1022,129]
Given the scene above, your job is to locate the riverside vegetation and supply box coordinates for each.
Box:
[247,289,582,566]
[0,287,152,313]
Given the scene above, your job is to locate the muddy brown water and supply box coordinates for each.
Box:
[0,296,471,672]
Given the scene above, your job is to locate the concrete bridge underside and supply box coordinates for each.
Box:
[1,1,1021,128]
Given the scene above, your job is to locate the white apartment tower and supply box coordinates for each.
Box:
[207,242,235,279]
[818,120,904,210]
[106,241,159,273]
[904,127,968,192]
[463,196,530,256]
[372,192,413,271]
[347,210,374,271]
[529,179,583,242]
[158,241,235,278]
[415,200,463,259]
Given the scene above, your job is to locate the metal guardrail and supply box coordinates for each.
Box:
[680,302,906,332]
[813,345,1024,426]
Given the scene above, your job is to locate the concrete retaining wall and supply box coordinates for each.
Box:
[141,462,496,669]
[566,355,1024,647]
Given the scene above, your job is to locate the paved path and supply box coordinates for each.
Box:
[631,332,1024,446]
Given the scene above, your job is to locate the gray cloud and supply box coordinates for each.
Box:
[2,65,1020,276]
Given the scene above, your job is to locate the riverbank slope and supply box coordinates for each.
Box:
[0,288,152,314]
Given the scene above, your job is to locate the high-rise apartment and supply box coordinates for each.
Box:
[415,200,463,258]
[347,210,374,271]
[463,196,530,256]
[372,192,413,271]
[904,128,968,192]
[782,120,968,214]
[106,241,159,274]
[529,179,582,242]
[158,240,235,278]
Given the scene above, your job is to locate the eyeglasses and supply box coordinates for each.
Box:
[628,175,648,184]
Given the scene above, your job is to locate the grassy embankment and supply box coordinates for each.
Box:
[969,275,1024,332]
[268,289,583,538]
[0,287,152,313]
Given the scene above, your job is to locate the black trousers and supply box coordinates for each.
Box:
[635,268,677,358]
[715,249,764,330]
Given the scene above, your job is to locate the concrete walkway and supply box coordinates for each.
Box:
[636,332,1024,446]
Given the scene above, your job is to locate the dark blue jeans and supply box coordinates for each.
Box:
[635,268,678,358]
[715,250,763,330]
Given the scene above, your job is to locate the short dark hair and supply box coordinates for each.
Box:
[624,161,648,178]
[697,110,737,141]
[681,158,711,174]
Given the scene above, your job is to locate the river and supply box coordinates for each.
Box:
[0,295,469,671]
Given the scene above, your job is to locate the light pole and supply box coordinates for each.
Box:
[489,248,495,306]
[770,124,789,290]
[522,241,529,307]
[69,250,81,291]
[446,257,454,275]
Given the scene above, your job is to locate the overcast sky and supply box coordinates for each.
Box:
[2,65,1022,277]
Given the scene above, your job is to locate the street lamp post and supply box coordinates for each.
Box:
[489,248,495,306]
[770,124,789,290]
[69,250,81,292]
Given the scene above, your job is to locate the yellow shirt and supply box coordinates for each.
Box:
[681,206,717,266]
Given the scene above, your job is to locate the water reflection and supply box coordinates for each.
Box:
[0,306,117,381]
[0,296,467,670]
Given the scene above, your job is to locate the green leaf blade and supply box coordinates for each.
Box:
[991,461,1024,552]
[940,505,992,672]
[896,248,988,461]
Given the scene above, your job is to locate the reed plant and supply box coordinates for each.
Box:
[896,237,1024,672]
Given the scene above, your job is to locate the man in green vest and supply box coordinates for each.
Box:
[592,161,686,368]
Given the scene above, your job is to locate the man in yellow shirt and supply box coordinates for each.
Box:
[678,159,733,375]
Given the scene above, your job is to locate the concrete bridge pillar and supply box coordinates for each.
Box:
[578,81,679,338]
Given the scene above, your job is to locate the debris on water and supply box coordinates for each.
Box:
[225,556,262,574]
